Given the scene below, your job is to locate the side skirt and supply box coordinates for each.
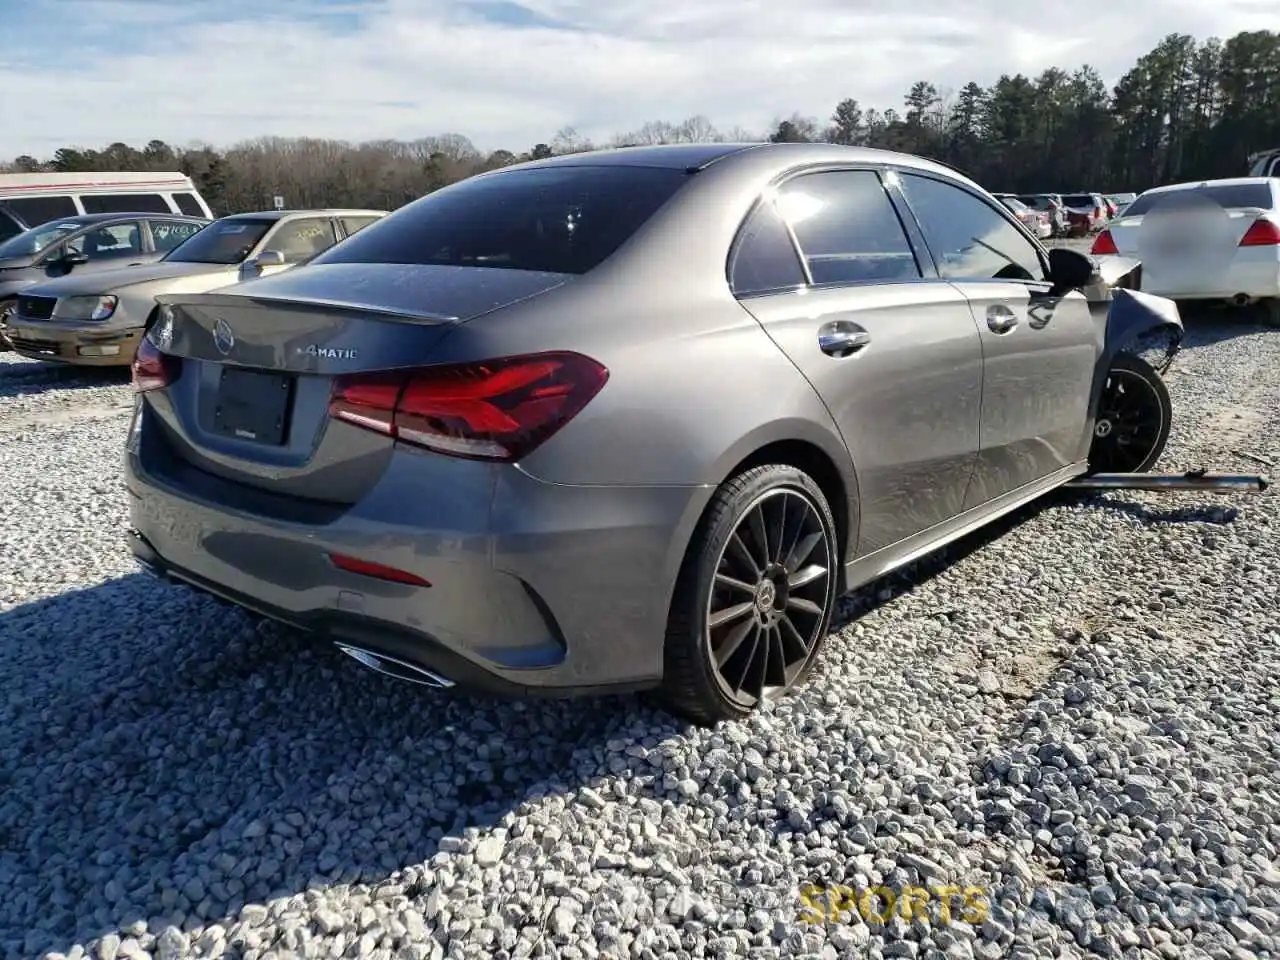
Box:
[843,461,1088,591]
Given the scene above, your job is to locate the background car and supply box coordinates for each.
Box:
[1017,193,1068,237]
[125,143,1179,725]
[1091,176,1280,326]
[992,193,1053,239]
[1106,192,1137,215]
[1059,193,1109,235]
[0,212,210,347]
[6,208,386,365]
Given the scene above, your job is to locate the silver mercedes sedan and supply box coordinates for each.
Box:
[124,142,1182,724]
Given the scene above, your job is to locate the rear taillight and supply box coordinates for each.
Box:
[1239,218,1280,246]
[328,351,609,462]
[1094,206,1104,220]
[131,337,180,392]
[1091,230,1118,255]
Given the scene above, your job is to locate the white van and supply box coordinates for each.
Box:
[0,172,215,242]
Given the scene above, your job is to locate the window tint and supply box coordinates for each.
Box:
[1123,183,1276,216]
[775,170,920,285]
[729,199,806,295]
[65,222,143,260]
[165,218,273,264]
[150,220,205,252]
[899,173,1047,283]
[3,195,78,227]
[173,192,207,217]
[264,218,339,263]
[0,206,23,244]
[340,216,381,237]
[81,193,171,214]
[315,166,691,275]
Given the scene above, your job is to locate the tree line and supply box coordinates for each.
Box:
[3,30,1277,216]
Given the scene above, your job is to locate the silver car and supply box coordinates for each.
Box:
[125,143,1183,724]
[7,209,386,366]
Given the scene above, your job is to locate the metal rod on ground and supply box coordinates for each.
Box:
[1063,471,1269,493]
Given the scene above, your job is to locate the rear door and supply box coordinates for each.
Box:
[732,167,985,557]
[894,171,1098,507]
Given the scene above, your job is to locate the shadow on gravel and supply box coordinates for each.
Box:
[0,484,1247,955]
[0,359,130,399]
[1176,304,1274,348]
[1068,496,1239,526]
[0,573,683,955]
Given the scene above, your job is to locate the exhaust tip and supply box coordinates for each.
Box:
[1232,293,1255,307]
[334,643,455,689]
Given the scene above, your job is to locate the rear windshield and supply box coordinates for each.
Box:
[1060,194,1097,207]
[1020,196,1053,209]
[999,197,1029,213]
[313,165,692,275]
[164,218,271,264]
[1123,183,1275,216]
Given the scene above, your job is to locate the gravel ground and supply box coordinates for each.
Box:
[1,278,1279,960]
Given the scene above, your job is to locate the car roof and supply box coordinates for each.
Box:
[24,212,209,228]
[492,142,986,192]
[219,209,388,221]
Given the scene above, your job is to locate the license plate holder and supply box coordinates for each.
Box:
[212,367,293,446]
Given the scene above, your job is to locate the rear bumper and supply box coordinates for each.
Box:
[124,405,708,698]
[7,319,142,366]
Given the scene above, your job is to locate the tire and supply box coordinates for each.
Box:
[0,299,14,351]
[1262,298,1280,329]
[658,464,840,725]
[1087,352,1172,474]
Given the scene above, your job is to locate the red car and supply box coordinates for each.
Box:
[1059,193,1109,236]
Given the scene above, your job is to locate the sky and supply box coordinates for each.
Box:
[1,0,1276,160]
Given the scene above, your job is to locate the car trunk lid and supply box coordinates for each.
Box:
[146,262,571,503]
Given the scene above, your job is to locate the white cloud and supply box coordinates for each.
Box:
[1,0,1274,158]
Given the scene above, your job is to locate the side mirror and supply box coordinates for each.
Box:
[1047,246,1095,292]
[253,250,286,268]
[240,249,285,280]
[62,250,90,267]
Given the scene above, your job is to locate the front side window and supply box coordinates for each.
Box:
[775,170,921,286]
[898,173,1047,283]
[65,222,143,259]
[164,218,273,264]
[2,195,78,228]
[314,165,692,275]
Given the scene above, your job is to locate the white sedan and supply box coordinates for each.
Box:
[1090,177,1280,326]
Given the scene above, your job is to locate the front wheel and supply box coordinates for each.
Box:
[0,299,14,351]
[658,464,840,725]
[1088,353,1172,474]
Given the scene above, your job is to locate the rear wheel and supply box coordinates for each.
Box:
[1262,298,1280,329]
[1088,353,1171,474]
[0,299,14,351]
[658,464,839,725]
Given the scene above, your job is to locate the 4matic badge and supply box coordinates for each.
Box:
[298,344,359,360]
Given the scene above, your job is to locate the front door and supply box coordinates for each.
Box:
[894,171,1099,508]
[732,168,986,557]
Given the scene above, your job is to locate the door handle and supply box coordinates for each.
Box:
[818,320,871,358]
[986,304,1018,334]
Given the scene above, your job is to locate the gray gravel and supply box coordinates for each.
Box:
[1,294,1279,960]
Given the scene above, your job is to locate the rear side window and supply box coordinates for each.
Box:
[81,193,171,214]
[340,216,381,236]
[1124,183,1276,216]
[729,199,806,296]
[314,166,691,275]
[172,192,206,217]
[776,170,921,285]
[3,195,78,227]
[264,217,339,263]
[150,220,205,252]
[899,172,1047,283]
